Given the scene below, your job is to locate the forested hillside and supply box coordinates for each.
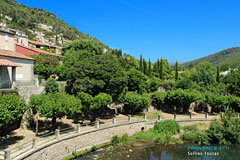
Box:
[182,47,240,69]
[0,0,107,47]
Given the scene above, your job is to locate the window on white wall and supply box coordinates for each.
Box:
[4,46,8,50]
[5,33,9,42]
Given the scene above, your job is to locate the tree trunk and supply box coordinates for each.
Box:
[52,117,57,130]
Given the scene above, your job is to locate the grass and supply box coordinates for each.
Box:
[134,111,163,120]
[62,142,112,160]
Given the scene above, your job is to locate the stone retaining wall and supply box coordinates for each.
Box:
[14,119,214,160]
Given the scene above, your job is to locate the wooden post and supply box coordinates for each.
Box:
[4,150,11,160]
[112,117,116,125]
[205,113,208,119]
[190,113,192,119]
[158,114,161,121]
[174,114,176,120]
[96,121,100,129]
[143,114,147,120]
[77,124,81,134]
[128,115,132,122]
[55,129,60,139]
[32,138,37,149]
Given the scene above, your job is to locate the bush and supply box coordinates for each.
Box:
[0,93,27,136]
[154,120,180,135]
[77,92,93,110]
[152,92,166,109]
[182,130,209,145]
[92,93,112,110]
[111,135,120,144]
[119,92,151,114]
[155,134,173,144]
[45,78,59,93]
[207,119,224,144]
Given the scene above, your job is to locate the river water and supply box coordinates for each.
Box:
[75,143,240,160]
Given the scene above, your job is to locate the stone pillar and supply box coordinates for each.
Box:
[220,113,224,119]
[96,121,100,129]
[32,138,37,149]
[55,129,60,139]
[128,115,132,122]
[205,113,208,119]
[143,114,147,120]
[11,67,16,88]
[77,124,81,134]
[112,117,116,125]
[190,113,192,119]
[174,114,176,120]
[158,114,161,121]
[4,150,11,160]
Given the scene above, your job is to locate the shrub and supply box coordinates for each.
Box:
[152,92,166,109]
[111,135,120,144]
[0,93,27,136]
[119,92,151,114]
[155,134,173,144]
[207,119,224,144]
[77,92,93,110]
[45,78,59,93]
[182,130,209,145]
[154,120,180,135]
[182,125,198,132]
[92,93,112,110]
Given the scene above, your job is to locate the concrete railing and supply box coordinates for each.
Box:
[0,113,219,160]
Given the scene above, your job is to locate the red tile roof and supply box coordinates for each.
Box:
[0,49,34,60]
[28,40,61,48]
[0,28,15,35]
[16,45,63,57]
[0,58,22,67]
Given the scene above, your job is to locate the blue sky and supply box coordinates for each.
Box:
[18,0,240,62]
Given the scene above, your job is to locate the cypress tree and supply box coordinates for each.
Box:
[140,54,143,72]
[143,58,147,75]
[148,58,151,76]
[160,58,163,80]
[118,49,122,57]
[217,65,220,83]
[175,61,179,81]
[157,58,160,77]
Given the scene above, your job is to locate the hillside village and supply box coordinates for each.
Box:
[0,22,66,101]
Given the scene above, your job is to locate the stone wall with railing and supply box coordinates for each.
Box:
[0,113,218,160]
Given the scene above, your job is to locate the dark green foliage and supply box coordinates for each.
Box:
[182,130,209,145]
[165,89,205,113]
[65,53,128,97]
[111,134,129,144]
[160,58,163,79]
[140,54,143,73]
[143,58,147,75]
[217,65,220,82]
[127,68,148,94]
[175,61,179,81]
[152,92,166,108]
[45,78,59,93]
[119,92,151,114]
[0,93,27,136]
[148,58,151,76]
[155,134,173,144]
[154,120,180,135]
[76,92,93,110]
[223,69,240,97]
[92,93,112,110]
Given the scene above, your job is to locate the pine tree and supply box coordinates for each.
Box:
[148,58,151,76]
[175,61,179,81]
[160,58,163,80]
